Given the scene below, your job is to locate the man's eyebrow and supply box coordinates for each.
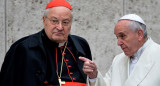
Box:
[50,17,57,19]
[118,30,128,34]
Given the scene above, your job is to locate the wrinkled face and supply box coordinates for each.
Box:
[43,7,72,43]
[114,20,142,57]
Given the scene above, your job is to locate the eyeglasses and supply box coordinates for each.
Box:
[46,17,71,26]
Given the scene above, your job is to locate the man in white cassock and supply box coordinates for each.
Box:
[80,14,160,86]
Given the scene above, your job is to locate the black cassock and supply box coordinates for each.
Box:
[0,30,92,86]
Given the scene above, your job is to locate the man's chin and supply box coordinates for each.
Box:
[124,53,132,57]
[124,52,129,56]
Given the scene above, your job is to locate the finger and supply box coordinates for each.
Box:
[89,61,95,64]
[83,65,94,70]
[83,68,94,74]
[83,62,97,69]
[79,57,91,62]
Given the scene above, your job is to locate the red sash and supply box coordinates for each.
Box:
[45,82,86,86]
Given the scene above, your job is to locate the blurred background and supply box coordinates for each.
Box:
[0,0,160,75]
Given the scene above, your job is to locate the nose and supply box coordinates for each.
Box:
[117,38,123,46]
[57,22,63,30]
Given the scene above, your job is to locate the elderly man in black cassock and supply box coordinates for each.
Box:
[0,0,97,86]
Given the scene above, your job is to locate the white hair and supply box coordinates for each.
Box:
[129,21,147,39]
[43,7,73,18]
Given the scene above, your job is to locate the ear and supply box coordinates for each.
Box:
[43,16,46,26]
[137,29,144,41]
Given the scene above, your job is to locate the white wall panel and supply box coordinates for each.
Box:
[0,0,6,69]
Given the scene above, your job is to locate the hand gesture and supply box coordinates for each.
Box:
[79,57,98,79]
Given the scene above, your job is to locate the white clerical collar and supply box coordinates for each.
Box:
[58,42,65,47]
[131,38,150,62]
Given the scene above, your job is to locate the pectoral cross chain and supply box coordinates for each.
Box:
[59,78,65,86]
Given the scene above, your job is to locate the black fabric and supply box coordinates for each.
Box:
[41,31,85,85]
[60,39,86,83]
[0,29,92,86]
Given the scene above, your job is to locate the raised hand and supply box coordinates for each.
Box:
[79,57,98,79]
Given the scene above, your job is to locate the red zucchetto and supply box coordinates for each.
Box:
[45,0,72,10]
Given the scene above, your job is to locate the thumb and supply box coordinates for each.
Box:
[79,57,91,62]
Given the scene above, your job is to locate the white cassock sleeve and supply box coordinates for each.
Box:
[87,69,111,86]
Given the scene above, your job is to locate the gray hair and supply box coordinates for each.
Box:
[43,8,73,18]
[44,9,49,18]
[128,21,147,39]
